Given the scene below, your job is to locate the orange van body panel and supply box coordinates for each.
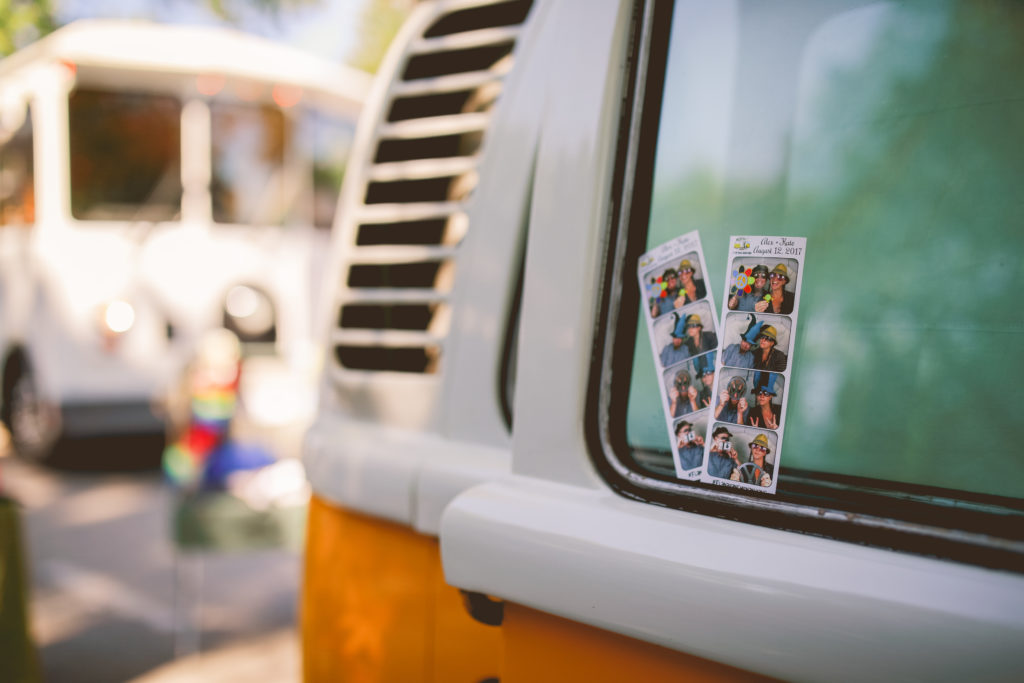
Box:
[502,603,770,683]
[301,495,500,683]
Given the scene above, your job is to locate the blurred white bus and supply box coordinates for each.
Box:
[0,20,371,464]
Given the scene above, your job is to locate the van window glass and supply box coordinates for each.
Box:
[627,0,1024,499]
[69,89,182,221]
[211,102,288,226]
[0,105,34,226]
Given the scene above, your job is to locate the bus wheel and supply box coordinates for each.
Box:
[3,359,59,464]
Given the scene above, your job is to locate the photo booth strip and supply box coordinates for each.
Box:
[700,236,806,494]
[637,230,720,479]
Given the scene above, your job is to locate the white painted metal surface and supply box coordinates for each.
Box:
[306,0,537,521]
[441,476,1024,682]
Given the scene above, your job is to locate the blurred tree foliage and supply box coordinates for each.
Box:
[347,0,416,73]
[1,0,414,70]
[0,0,56,55]
[204,0,320,23]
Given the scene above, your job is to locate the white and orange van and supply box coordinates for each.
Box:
[301,1,1024,680]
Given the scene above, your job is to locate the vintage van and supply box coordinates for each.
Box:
[301,0,1024,680]
[0,20,370,464]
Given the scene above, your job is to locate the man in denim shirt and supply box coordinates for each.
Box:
[707,426,741,479]
[674,420,705,471]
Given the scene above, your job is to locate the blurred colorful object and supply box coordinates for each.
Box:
[162,329,246,490]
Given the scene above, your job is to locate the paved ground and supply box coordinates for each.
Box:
[1,427,306,683]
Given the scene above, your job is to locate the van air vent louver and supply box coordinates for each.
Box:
[330,0,533,376]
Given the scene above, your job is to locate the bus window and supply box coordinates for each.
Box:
[599,0,1024,567]
[304,110,354,230]
[211,102,288,226]
[68,89,182,221]
[0,105,33,226]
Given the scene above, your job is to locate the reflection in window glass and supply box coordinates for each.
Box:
[302,110,354,229]
[628,0,1024,499]
[211,103,288,225]
[0,106,34,226]
[69,89,182,221]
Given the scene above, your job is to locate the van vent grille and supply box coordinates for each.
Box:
[331,0,533,376]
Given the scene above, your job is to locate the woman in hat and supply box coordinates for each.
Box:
[745,373,781,430]
[682,313,717,357]
[730,434,774,487]
[752,325,788,372]
[765,264,794,314]
[676,258,706,307]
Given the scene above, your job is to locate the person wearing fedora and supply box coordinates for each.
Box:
[682,313,717,357]
[707,425,742,479]
[675,258,706,307]
[730,433,774,487]
[745,372,781,430]
[752,324,788,372]
[696,357,716,409]
[674,420,705,471]
[668,369,699,417]
[728,263,770,312]
[765,263,794,315]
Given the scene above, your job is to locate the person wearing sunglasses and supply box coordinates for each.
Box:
[765,264,794,314]
[745,374,781,430]
[728,263,770,312]
[752,325,788,372]
[650,268,682,317]
[682,313,717,357]
[675,258,706,307]
[730,434,774,487]
[696,359,716,409]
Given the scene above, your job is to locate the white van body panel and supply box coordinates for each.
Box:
[306,0,535,522]
[442,477,1024,682]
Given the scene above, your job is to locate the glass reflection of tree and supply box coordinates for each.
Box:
[629,2,1024,497]
[781,2,1024,498]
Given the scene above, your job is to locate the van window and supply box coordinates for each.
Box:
[69,89,182,221]
[0,106,33,226]
[211,102,288,226]
[621,0,1024,501]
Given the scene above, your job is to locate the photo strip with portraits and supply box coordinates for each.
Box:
[638,231,719,479]
[701,236,806,493]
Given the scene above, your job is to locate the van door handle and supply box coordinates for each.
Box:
[460,590,504,626]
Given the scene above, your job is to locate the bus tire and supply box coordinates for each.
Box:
[2,353,59,464]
